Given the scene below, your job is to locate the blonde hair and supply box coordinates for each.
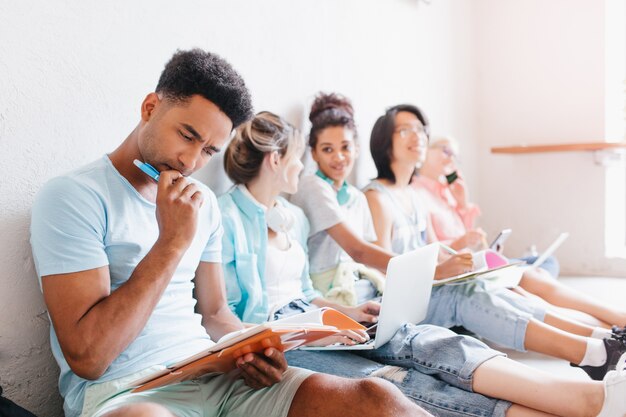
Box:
[429,135,460,155]
[224,111,304,185]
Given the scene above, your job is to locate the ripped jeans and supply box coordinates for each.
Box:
[286,324,511,417]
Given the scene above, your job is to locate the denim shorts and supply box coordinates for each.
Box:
[271,298,317,321]
[423,279,546,352]
[287,324,510,417]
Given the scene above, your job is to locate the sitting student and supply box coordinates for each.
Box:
[415,135,626,329]
[218,109,626,417]
[413,136,557,272]
[287,94,626,381]
[28,50,427,417]
[362,103,626,380]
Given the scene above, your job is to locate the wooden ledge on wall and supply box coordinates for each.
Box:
[491,142,626,154]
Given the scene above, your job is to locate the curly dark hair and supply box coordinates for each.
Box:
[308,92,357,148]
[156,49,253,128]
[370,104,430,184]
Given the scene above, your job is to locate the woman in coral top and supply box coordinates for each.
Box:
[413,137,485,252]
[414,135,626,328]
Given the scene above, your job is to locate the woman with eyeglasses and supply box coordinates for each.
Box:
[363,104,626,381]
[216,107,626,417]
[414,135,626,330]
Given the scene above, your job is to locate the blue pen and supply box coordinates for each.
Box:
[133,159,160,182]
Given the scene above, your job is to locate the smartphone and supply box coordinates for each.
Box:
[489,228,512,251]
[445,171,458,184]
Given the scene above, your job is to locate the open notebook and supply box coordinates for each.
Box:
[129,308,363,393]
[433,250,524,287]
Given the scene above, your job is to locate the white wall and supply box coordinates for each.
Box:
[0,1,478,414]
[473,0,626,276]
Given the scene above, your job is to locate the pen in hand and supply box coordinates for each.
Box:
[133,159,160,182]
[365,323,378,337]
[439,243,458,255]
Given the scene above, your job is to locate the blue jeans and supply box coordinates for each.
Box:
[423,280,546,352]
[287,324,510,417]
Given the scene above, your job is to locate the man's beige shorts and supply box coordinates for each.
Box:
[81,366,314,417]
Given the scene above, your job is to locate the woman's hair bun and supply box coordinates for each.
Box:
[309,92,354,123]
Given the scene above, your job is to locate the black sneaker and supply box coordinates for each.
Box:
[571,337,626,380]
[611,325,626,339]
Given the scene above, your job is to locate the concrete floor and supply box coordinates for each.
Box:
[487,276,626,380]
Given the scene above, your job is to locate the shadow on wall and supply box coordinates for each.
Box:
[0,211,64,417]
[0,384,39,416]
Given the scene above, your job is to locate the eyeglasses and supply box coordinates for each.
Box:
[394,125,428,143]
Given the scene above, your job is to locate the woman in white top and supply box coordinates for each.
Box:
[219,108,626,417]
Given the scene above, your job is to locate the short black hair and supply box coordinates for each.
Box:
[156,49,253,128]
[370,104,430,183]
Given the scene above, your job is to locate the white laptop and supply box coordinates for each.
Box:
[301,243,439,351]
[531,232,569,267]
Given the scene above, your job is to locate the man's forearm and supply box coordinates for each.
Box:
[63,241,186,379]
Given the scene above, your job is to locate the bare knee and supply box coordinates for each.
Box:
[356,377,396,400]
[354,378,428,416]
[521,270,556,294]
[356,378,397,402]
[290,374,431,417]
[100,402,175,417]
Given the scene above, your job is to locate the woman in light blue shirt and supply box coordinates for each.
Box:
[215,110,624,417]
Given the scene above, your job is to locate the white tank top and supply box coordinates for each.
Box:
[362,180,427,254]
[265,238,307,313]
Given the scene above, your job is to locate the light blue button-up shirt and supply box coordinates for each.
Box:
[218,186,321,324]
